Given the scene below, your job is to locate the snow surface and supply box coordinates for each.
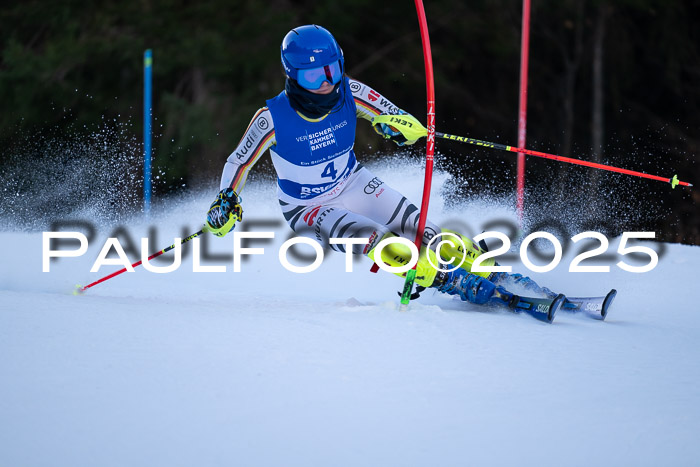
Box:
[1,165,699,467]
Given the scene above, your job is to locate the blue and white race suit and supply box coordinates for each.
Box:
[219,77,439,253]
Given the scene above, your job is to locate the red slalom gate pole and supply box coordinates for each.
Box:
[516,0,532,223]
[399,0,436,307]
[74,228,207,294]
[435,131,693,188]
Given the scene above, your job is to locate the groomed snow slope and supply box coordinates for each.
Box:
[1,165,698,467]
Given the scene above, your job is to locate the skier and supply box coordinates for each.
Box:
[205,24,549,310]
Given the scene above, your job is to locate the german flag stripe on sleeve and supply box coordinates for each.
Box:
[235,107,267,145]
[355,98,381,116]
[229,130,275,191]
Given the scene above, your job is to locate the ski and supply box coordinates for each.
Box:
[492,289,565,324]
[491,273,616,322]
[560,289,617,321]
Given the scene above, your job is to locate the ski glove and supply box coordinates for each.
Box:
[206,188,243,237]
[372,110,422,146]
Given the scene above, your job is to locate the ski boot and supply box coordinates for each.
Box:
[366,232,561,322]
[435,230,557,299]
[432,268,513,306]
[434,267,562,322]
[367,232,508,305]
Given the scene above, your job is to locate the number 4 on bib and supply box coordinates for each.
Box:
[321,161,338,179]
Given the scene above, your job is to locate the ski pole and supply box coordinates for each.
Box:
[435,131,693,188]
[374,115,693,189]
[74,226,209,294]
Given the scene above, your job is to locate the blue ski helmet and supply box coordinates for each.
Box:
[281,25,345,90]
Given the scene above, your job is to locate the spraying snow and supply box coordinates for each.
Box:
[1,158,698,466]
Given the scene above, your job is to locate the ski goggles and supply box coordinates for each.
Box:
[297,61,343,90]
